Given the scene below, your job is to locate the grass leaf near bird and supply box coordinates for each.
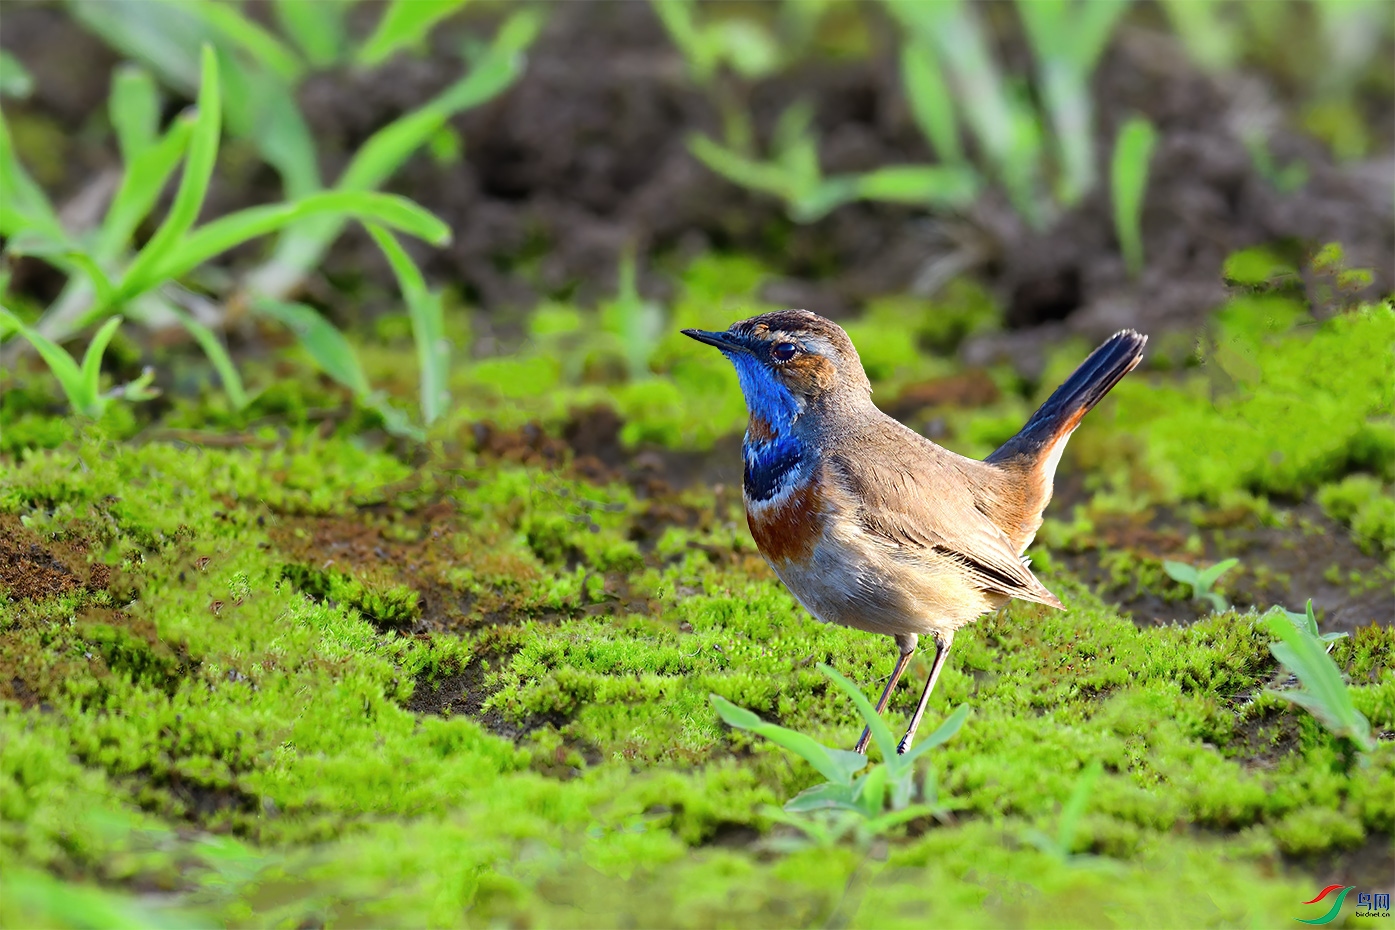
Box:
[366,223,450,426]
[108,64,161,163]
[358,0,473,68]
[710,694,867,786]
[819,663,898,761]
[116,45,223,309]
[712,661,970,831]
[0,306,98,416]
[1263,610,1374,751]
[900,34,964,165]
[1163,557,1238,612]
[1270,599,1348,647]
[0,109,67,243]
[1024,759,1120,869]
[246,8,540,300]
[271,0,348,69]
[171,0,306,83]
[1111,116,1157,278]
[253,298,372,400]
[166,305,249,411]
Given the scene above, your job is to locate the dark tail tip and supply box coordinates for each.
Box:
[986,329,1147,467]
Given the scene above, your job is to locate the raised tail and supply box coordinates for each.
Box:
[985,329,1147,551]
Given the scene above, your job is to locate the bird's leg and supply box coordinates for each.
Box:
[897,631,955,755]
[853,633,917,754]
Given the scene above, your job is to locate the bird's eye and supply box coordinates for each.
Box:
[772,342,799,362]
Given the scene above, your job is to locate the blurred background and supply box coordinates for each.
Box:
[1,0,1391,449]
[2,3,1394,924]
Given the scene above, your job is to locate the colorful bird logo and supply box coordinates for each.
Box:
[1296,885,1355,925]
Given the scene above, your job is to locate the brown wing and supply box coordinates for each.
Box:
[827,427,1064,610]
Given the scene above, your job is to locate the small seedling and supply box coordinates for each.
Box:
[0,311,156,418]
[1262,602,1372,751]
[1111,116,1157,279]
[1162,557,1239,612]
[1024,759,1118,870]
[1272,598,1348,650]
[711,664,969,846]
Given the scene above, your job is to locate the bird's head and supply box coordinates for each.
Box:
[683,310,871,431]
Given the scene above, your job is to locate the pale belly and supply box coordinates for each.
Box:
[764,530,1006,640]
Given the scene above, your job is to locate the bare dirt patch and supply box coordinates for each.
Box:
[0,514,112,601]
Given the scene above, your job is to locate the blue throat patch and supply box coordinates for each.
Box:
[744,435,803,502]
[727,353,805,502]
[729,353,800,431]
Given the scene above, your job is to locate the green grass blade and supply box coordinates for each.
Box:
[173,0,305,83]
[365,224,449,425]
[272,0,348,68]
[862,803,941,836]
[254,298,371,398]
[818,664,898,763]
[62,253,118,312]
[216,54,322,200]
[340,9,542,194]
[167,305,249,410]
[1264,613,1374,750]
[1032,59,1092,204]
[789,177,860,223]
[0,109,66,242]
[0,305,94,415]
[1161,559,1197,589]
[1073,0,1131,73]
[771,100,820,191]
[1196,557,1239,591]
[652,0,717,83]
[711,694,865,785]
[855,165,980,208]
[145,191,449,293]
[97,112,195,261]
[119,44,221,300]
[688,134,797,201]
[853,764,890,817]
[1111,116,1157,278]
[66,0,205,91]
[901,704,970,765]
[109,64,161,163]
[359,0,472,67]
[898,0,1043,224]
[1038,0,1147,205]
[79,316,124,409]
[247,10,538,298]
[1160,0,1239,73]
[900,35,963,164]
[1055,759,1102,856]
[783,781,858,813]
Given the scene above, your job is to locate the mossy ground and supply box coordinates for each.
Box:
[1,261,1392,927]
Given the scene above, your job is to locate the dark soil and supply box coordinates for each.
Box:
[0,514,112,600]
[1052,495,1393,634]
[306,2,1393,358]
[4,2,1391,362]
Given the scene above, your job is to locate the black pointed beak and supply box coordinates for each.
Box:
[682,328,746,353]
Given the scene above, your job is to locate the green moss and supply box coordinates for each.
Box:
[4,240,1394,924]
[0,416,1389,925]
[1082,301,1395,501]
[1318,474,1395,553]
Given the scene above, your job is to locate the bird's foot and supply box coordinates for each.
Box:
[852,726,872,755]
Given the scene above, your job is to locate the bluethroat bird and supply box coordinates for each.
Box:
[684,311,1146,755]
